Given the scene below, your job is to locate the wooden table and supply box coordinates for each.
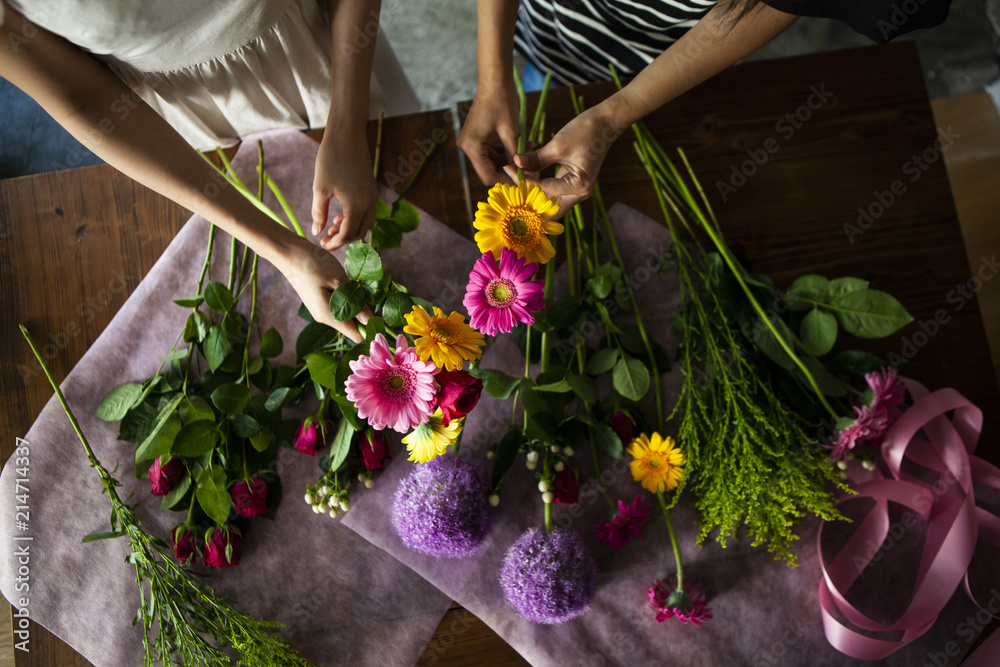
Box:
[1,42,997,666]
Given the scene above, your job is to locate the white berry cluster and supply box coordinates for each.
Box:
[304,480,351,517]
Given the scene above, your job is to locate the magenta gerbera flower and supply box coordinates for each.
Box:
[866,367,905,421]
[829,404,888,460]
[463,248,544,336]
[648,578,713,627]
[345,333,440,433]
[594,495,652,550]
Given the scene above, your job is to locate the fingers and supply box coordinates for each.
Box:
[319,201,375,250]
[311,191,331,237]
[514,140,561,173]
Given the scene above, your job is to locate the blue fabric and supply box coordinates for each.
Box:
[0,78,102,179]
[521,62,547,93]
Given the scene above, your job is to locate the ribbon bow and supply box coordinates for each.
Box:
[818,378,1000,660]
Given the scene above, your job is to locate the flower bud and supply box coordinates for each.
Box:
[486,450,495,460]
[304,493,314,505]
[541,491,554,504]
[554,462,565,472]
[364,478,374,489]
[358,473,366,482]
[312,504,322,514]
[319,503,331,513]
[563,446,574,457]
[320,485,330,496]
[550,444,560,454]
[329,508,338,518]
[526,461,537,471]
[489,494,500,507]
[538,480,551,493]
[526,451,539,463]
[340,500,350,512]
[836,460,848,470]
[861,459,876,471]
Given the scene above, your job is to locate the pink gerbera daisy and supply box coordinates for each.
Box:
[648,578,713,627]
[866,367,905,421]
[345,334,440,433]
[829,405,888,460]
[463,248,544,336]
[594,495,652,550]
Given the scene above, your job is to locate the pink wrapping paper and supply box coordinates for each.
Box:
[342,202,994,666]
[0,129,472,666]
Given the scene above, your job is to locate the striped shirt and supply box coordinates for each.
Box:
[513,0,718,85]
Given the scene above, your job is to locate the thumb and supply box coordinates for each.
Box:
[514,141,562,172]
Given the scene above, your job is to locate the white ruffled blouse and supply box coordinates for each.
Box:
[7,0,333,150]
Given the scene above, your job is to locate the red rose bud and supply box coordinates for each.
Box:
[361,430,391,471]
[148,456,184,496]
[171,525,195,564]
[231,477,269,519]
[203,527,240,568]
[608,411,637,446]
[433,370,484,426]
[553,468,579,504]
[294,419,321,456]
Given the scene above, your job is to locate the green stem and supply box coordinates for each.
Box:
[538,238,557,373]
[396,143,437,202]
[543,453,553,532]
[512,65,527,183]
[196,225,216,293]
[528,72,552,144]
[373,111,384,180]
[658,491,684,590]
[262,173,301,235]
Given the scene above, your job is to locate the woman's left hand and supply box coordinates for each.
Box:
[312,130,378,250]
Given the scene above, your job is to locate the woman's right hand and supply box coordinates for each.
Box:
[275,237,370,344]
[457,76,521,187]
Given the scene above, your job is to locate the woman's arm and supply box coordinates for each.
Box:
[313,0,381,250]
[514,3,799,213]
[0,4,366,341]
[456,0,521,187]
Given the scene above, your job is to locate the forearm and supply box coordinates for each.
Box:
[0,9,301,265]
[597,3,798,128]
[327,0,380,133]
[476,0,520,87]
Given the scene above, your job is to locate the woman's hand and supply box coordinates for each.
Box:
[312,130,378,251]
[276,236,371,343]
[458,77,521,187]
[509,105,625,216]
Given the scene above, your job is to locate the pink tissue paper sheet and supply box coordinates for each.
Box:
[342,201,991,666]
[0,129,471,666]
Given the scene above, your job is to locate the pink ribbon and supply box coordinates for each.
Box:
[817,378,1000,660]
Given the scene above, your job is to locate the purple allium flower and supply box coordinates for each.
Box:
[499,527,598,624]
[392,454,492,558]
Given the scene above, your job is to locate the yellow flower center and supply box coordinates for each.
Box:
[502,207,543,252]
[648,458,661,469]
[429,318,459,343]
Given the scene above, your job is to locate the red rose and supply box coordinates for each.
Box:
[148,456,184,496]
[231,477,269,519]
[203,527,240,568]
[171,525,195,564]
[553,468,579,504]
[361,430,391,471]
[294,419,321,456]
[608,411,637,446]
[432,370,483,426]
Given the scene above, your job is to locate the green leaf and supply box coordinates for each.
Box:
[365,272,393,304]
[203,326,232,372]
[335,344,369,395]
[546,296,584,330]
[591,422,623,459]
[95,382,143,421]
[370,219,403,249]
[786,274,829,311]
[172,295,204,308]
[382,293,414,328]
[800,307,838,356]
[259,327,283,358]
[178,395,214,424]
[593,301,623,334]
[517,378,547,416]
[229,414,261,439]
[491,429,525,489]
[134,413,182,463]
[327,419,356,474]
[183,310,211,343]
[329,281,367,321]
[831,350,886,378]
[565,372,597,404]
[297,302,315,323]
[172,420,219,457]
[827,277,869,301]
[133,394,184,461]
[344,242,384,282]
[375,197,391,219]
[363,316,387,343]
[390,199,420,232]
[210,383,251,415]
[264,386,301,412]
[305,352,339,391]
[331,395,362,431]
[612,356,650,401]
[799,358,849,397]
[196,465,231,525]
[81,531,126,544]
[534,379,573,393]
[586,348,619,375]
[468,367,520,399]
[752,317,796,369]
[295,321,337,362]
[158,473,192,511]
[831,289,914,338]
[249,428,271,452]
[202,281,234,312]
[586,275,613,300]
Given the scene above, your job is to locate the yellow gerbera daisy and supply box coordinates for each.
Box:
[403,409,464,463]
[403,306,484,371]
[473,181,564,265]
[628,433,685,494]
